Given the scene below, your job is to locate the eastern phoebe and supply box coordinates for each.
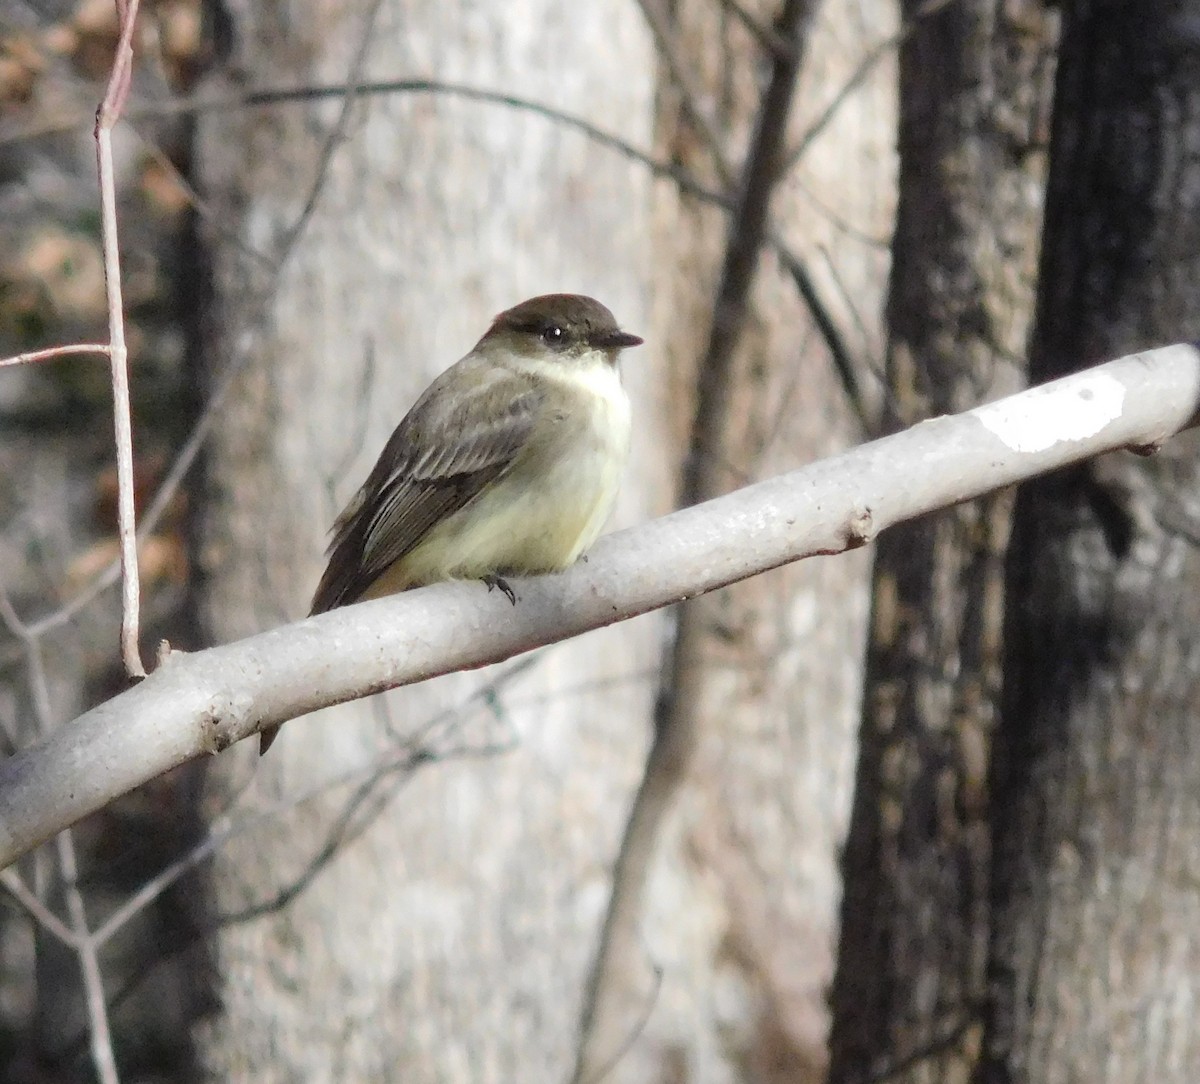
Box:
[259,293,642,753]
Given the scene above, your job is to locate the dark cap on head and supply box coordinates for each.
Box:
[483,293,643,353]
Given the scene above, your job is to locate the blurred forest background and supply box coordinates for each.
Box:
[2,0,1200,1081]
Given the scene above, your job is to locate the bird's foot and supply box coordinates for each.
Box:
[483,574,517,605]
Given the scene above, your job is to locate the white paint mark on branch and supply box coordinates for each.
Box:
[973,372,1126,453]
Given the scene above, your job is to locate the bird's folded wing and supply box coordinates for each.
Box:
[310,364,541,612]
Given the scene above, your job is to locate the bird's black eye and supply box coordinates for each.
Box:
[541,324,566,347]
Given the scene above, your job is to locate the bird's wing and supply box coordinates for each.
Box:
[310,362,541,613]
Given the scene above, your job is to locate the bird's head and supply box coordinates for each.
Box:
[478,293,643,366]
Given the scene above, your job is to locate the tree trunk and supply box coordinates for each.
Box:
[190,1,897,1080]
[986,3,1200,1080]
[191,4,666,1080]
[829,3,1057,1081]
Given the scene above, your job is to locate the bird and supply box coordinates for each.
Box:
[259,293,643,754]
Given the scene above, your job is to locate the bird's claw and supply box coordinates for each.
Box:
[483,574,517,605]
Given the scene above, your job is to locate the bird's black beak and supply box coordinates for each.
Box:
[594,329,644,350]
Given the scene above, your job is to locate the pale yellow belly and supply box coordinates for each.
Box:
[362,374,630,598]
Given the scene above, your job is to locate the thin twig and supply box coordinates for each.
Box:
[684,0,818,505]
[130,130,276,271]
[92,654,538,947]
[773,234,870,430]
[0,592,54,727]
[14,4,386,645]
[634,0,735,186]
[0,867,78,946]
[579,959,663,1084]
[716,0,793,57]
[1,81,724,207]
[1,75,866,426]
[0,343,111,368]
[271,0,387,270]
[56,830,120,1084]
[5,583,122,1084]
[783,0,958,170]
[95,0,145,678]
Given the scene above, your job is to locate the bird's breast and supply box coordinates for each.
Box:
[399,363,631,584]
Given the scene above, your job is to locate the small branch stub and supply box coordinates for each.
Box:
[844,505,875,547]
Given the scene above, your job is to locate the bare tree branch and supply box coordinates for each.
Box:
[270,0,388,271]
[0,344,111,368]
[3,563,122,1082]
[56,830,119,1084]
[634,0,735,186]
[2,74,867,424]
[782,0,958,171]
[773,233,871,429]
[715,0,794,57]
[95,0,145,679]
[0,867,78,945]
[682,0,818,499]
[11,4,384,645]
[0,345,1194,869]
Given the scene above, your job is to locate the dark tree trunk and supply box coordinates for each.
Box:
[986,3,1200,1080]
[829,3,1057,1081]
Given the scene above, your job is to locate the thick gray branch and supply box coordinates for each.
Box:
[1,344,1198,868]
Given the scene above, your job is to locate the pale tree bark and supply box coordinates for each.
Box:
[189,0,898,1079]
[986,1,1200,1079]
[573,1,893,1079]
[191,3,666,1081]
[829,3,1058,1082]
